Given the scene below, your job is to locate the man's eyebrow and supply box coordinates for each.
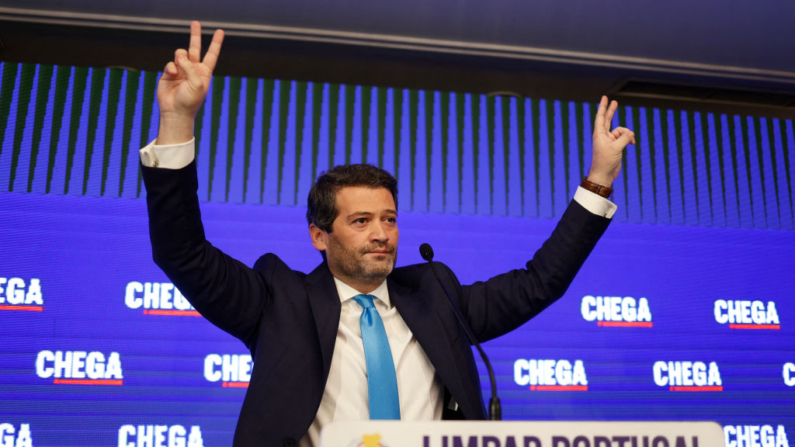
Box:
[346,211,374,219]
[345,210,397,219]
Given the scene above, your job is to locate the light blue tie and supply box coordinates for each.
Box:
[352,294,401,420]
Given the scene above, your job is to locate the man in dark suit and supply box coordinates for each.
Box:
[141,21,635,447]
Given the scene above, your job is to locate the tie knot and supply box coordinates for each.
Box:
[352,294,376,309]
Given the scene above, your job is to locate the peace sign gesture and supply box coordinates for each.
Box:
[156,21,225,145]
[587,96,636,187]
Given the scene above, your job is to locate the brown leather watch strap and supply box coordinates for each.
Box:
[580,177,613,198]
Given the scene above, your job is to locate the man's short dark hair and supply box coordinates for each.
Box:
[307,164,398,233]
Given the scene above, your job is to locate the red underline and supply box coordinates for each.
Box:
[53,379,123,386]
[597,321,653,327]
[669,386,723,392]
[0,305,43,311]
[530,385,588,391]
[222,382,249,388]
[729,324,779,330]
[143,309,201,316]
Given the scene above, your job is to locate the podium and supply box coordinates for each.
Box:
[320,421,725,447]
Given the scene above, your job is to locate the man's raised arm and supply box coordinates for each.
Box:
[454,96,636,342]
[141,22,270,348]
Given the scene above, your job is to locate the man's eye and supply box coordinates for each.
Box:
[354,218,367,224]
[385,217,397,223]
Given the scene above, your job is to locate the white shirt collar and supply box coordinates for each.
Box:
[333,277,391,308]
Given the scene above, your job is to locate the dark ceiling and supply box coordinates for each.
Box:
[1,1,794,118]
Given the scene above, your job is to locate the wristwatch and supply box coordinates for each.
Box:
[580,177,613,198]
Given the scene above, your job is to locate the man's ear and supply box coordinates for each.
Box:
[309,224,328,252]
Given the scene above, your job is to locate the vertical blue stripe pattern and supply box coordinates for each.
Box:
[745,116,766,229]
[706,114,725,227]
[624,107,642,223]
[722,115,740,228]
[639,108,656,224]
[104,70,127,198]
[759,118,779,229]
[693,112,712,226]
[0,62,793,231]
[536,99,553,219]
[12,65,38,193]
[0,64,23,191]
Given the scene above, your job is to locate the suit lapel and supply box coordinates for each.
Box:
[306,262,341,378]
[388,277,473,419]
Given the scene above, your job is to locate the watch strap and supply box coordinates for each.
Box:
[580,177,613,198]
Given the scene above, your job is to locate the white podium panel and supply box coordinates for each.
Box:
[320,421,725,447]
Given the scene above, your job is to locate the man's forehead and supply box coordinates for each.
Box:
[335,186,396,210]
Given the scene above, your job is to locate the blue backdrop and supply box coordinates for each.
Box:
[0,62,793,447]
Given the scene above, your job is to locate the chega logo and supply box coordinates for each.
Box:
[0,278,43,312]
[35,350,123,385]
[0,424,32,447]
[784,363,795,387]
[714,300,780,329]
[723,425,789,447]
[349,434,386,447]
[118,425,203,447]
[125,282,199,316]
[653,361,722,391]
[514,359,588,391]
[581,296,652,327]
[204,354,251,388]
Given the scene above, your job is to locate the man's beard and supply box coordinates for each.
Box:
[326,237,397,284]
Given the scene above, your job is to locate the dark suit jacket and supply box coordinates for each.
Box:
[142,161,611,447]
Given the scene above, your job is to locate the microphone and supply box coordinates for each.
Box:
[419,243,501,421]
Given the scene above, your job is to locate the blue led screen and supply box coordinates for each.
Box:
[0,62,793,447]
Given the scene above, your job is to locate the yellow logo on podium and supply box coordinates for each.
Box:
[360,433,383,447]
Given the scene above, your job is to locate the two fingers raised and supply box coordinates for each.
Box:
[594,96,620,136]
[189,21,224,72]
[162,22,224,77]
[596,96,636,146]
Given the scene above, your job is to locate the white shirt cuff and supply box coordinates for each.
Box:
[139,138,195,169]
[573,186,617,219]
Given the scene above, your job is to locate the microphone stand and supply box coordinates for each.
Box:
[420,243,501,420]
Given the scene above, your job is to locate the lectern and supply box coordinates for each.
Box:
[320,421,725,447]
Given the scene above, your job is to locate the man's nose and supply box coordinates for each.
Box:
[370,221,389,242]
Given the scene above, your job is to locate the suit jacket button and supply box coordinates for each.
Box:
[283,438,297,447]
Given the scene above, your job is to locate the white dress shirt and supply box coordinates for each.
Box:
[139,139,617,446]
[297,278,443,447]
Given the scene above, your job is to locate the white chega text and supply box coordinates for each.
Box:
[203,354,252,383]
[714,300,779,325]
[784,363,795,387]
[118,425,203,447]
[581,296,651,322]
[0,424,32,447]
[653,361,722,387]
[723,425,789,447]
[35,351,123,380]
[125,282,194,311]
[0,278,42,306]
[514,359,588,386]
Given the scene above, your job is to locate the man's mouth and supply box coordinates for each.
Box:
[364,247,393,255]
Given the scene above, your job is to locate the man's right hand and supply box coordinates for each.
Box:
[156,21,225,145]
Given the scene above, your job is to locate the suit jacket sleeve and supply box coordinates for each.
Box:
[142,161,269,348]
[449,199,611,343]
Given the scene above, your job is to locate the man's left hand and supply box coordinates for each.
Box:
[587,96,636,188]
